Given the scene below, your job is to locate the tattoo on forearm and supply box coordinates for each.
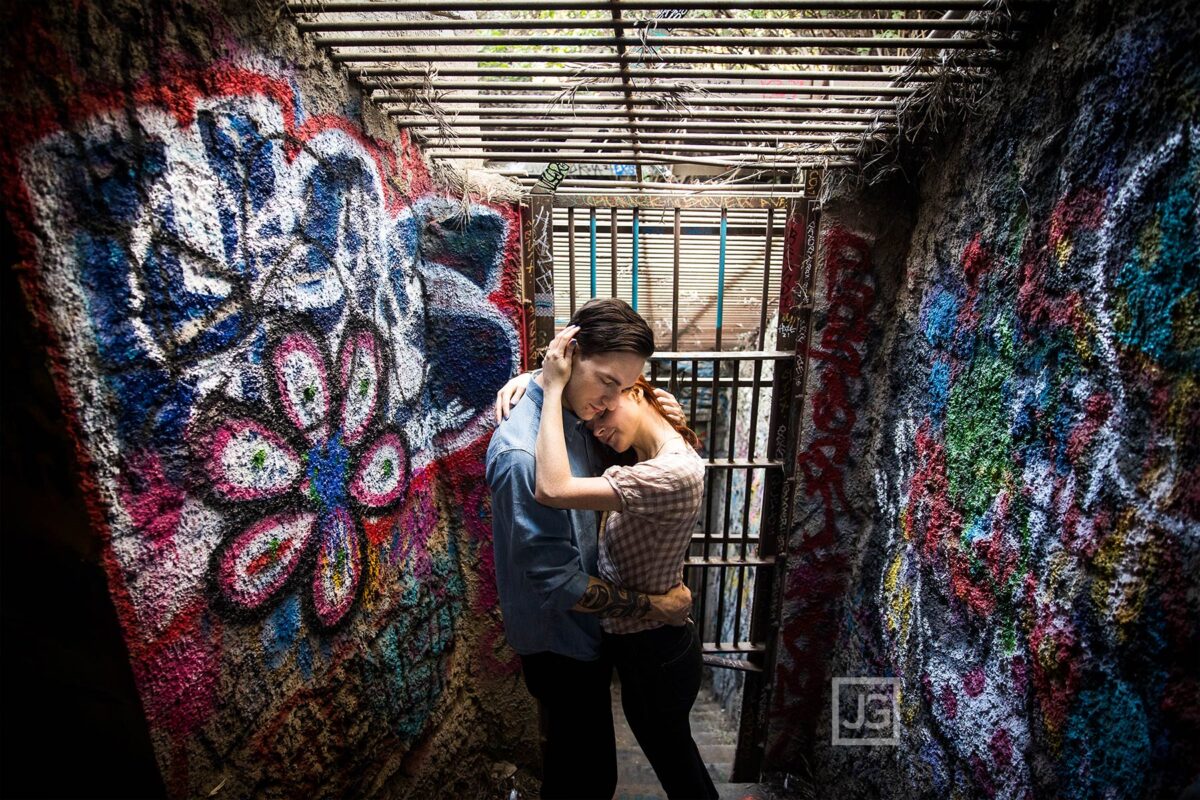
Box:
[577,582,651,619]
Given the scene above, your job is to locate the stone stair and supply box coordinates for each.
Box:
[612,678,773,800]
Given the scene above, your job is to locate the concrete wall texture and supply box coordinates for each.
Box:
[765,0,1199,797]
[0,1,533,797]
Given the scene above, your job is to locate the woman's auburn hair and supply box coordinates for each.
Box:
[629,375,701,450]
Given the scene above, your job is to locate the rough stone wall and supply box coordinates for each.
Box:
[765,0,1199,797]
[0,2,534,797]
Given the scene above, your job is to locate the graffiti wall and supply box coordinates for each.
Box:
[765,0,1200,797]
[0,1,530,797]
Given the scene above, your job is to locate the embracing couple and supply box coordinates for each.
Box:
[486,298,719,800]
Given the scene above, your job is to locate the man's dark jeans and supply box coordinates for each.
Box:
[520,650,617,799]
[605,621,719,800]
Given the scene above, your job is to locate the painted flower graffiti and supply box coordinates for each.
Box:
[195,318,408,628]
[7,62,522,794]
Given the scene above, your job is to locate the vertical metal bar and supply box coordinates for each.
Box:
[716,360,740,651]
[529,191,556,359]
[760,206,775,351]
[589,207,598,298]
[689,359,699,432]
[700,357,715,652]
[631,207,640,312]
[610,207,618,298]
[568,206,577,316]
[671,207,681,396]
[716,206,727,351]
[672,207,681,351]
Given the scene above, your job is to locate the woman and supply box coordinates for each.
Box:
[526,324,719,800]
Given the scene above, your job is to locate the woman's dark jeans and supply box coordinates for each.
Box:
[605,621,720,800]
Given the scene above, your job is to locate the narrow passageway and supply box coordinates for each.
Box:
[2,1,1197,799]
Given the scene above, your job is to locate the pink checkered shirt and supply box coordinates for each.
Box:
[598,440,705,634]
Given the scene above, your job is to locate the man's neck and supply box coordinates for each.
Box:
[535,372,578,416]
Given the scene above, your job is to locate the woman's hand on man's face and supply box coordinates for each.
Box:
[541,325,579,390]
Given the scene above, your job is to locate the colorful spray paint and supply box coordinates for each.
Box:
[0,1,528,797]
[764,1,1199,797]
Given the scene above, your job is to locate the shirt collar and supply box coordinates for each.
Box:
[527,377,587,434]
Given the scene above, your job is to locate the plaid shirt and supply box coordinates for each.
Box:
[598,440,705,634]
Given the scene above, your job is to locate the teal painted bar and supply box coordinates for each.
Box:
[716,210,727,330]
[631,209,640,311]
[589,211,597,298]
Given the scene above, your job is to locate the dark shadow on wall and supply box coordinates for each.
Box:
[0,216,164,799]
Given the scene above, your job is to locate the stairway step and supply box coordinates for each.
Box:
[693,729,737,746]
[699,744,737,763]
[715,784,776,800]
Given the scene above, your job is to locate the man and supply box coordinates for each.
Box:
[486,298,692,800]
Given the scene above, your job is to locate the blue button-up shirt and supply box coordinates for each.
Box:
[486,379,604,661]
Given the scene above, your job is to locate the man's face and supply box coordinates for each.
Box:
[564,349,646,421]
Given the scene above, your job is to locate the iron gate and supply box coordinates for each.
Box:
[521,174,822,780]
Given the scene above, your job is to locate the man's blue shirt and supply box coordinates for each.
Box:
[485,379,605,661]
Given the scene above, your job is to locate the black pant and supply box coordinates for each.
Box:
[605,622,719,800]
[520,651,617,800]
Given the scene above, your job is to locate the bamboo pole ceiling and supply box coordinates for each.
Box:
[286,0,1039,188]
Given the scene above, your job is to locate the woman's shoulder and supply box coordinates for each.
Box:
[652,444,705,482]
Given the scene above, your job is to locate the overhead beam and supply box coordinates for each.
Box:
[291,0,1010,11]
[387,109,895,122]
[367,82,917,96]
[407,120,879,132]
[297,16,996,32]
[428,151,853,168]
[420,132,858,144]
[357,67,975,81]
[320,34,997,48]
[428,144,853,156]
[347,53,1003,65]
[373,95,898,108]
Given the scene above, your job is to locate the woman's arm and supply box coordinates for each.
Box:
[534,326,622,512]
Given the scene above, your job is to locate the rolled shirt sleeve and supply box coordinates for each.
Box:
[602,456,702,520]
[491,449,591,611]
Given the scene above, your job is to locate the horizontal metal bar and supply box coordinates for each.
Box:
[322,34,995,48]
[390,109,895,122]
[372,82,915,96]
[526,178,806,189]
[428,144,856,156]
[701,654,763,672]
[379,95,897,108]
[432,153,856,168]
[343,52,1003,65]
[291,0,1011,11]
[691,533,761,545]
[425,133,855,145]
[703,459,784,469]
[299,17,996,32]
[685,555,776,567]
[360,67,969,81]
[653,350,793,360]
[416,120,876,132]
[646,376,776,389]
[700,642,767,654]
[549,193,804,207]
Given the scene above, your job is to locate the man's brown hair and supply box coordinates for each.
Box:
[568,298,654,359]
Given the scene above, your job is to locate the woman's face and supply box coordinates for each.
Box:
[586,388,644,453]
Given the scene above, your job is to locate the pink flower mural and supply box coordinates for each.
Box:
[193,318,408,629]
